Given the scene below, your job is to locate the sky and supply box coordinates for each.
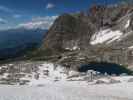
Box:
[0,0,119,30]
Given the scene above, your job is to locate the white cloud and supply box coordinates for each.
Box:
[0,5,13,13]
[46,3,55,9]
[0,18,7,24]
[18,15,58,30]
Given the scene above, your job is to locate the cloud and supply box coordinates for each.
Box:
[0,18,7,24]
[0,5,13,13]
[18,15,58,29]
[46,3,55,9]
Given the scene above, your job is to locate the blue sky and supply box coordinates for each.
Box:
[0,0,119,30]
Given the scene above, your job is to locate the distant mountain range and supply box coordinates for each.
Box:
[0,28,47,60]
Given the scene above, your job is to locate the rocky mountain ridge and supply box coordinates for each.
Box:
[37,3,133,70]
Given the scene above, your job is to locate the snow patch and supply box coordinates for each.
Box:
[128,46,133,49]
[2,73,9,79]
[65,46,80,51]
[28,63,68,85]
[125,19,130,29]
[90,29,123,45]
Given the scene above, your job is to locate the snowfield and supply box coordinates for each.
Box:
[0,62,133,100]
[0,80,133,100]
[90,29,123,45]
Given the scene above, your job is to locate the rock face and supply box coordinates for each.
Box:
[39,3,133,70]
[41,14,93,52]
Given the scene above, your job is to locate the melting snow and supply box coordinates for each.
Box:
[28,63,68,85]
[65,46,80,51]
[2,73,9,79]
[90,29,123,45]
[128,46,133,49]
[125,20,130,29]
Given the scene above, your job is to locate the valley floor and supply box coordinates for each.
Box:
[0,80,133,100]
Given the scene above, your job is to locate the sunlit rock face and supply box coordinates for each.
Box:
[38,3,133,70]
